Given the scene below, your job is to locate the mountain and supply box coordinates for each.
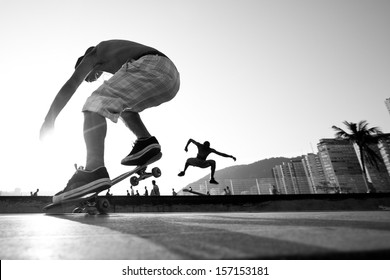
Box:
[186,157,291,187]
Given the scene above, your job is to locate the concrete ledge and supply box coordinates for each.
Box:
[1,193,390,213]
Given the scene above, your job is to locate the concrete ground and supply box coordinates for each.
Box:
[1,211,390,259]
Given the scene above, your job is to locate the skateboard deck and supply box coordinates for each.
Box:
[43,153,162,214]
[183,188,207,196]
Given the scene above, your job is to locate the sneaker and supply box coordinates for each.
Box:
[52,167,111,204]
[121,136,161,166]
[178,171,185,177]
[209,178,219,185]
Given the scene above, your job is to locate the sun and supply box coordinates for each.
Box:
[36,126,86,192]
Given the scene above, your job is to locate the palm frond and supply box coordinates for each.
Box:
[358,120,369,132]
[332,125,351,139]
[333,120,384,171]
[367,126,383,135]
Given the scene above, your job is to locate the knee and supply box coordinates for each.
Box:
[120,110,139,119]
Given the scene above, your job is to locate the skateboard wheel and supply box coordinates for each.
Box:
[72,207,83,213]
[152,167,161,178]
[96,198,110,214]
[130,176,139,186]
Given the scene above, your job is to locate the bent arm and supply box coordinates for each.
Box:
[184,138,199,151]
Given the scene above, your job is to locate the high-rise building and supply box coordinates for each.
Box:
[302,153,326,193]
[272,163,296,194]
[354,140,390,193]
[378,135,390,177]
[317,139,367,193]
[385,98,390,116]
[272,157,312,194]
[290,157,312,194]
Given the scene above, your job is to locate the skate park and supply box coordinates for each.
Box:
[1,193,390,260]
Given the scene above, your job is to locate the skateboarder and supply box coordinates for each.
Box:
[178,139,236,184]
[40,40,180,203]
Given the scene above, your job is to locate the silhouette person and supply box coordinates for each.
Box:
[178,139,236,184]
[226,186,232,195]
[151,180,160,196]
[130,185,135,196]
[271,185,279,195]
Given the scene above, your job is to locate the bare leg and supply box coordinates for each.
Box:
[182,160,192,172]
[120,111,151,139]
[84,111,107,170]
[178,161,191,176]
[208,160,216,179]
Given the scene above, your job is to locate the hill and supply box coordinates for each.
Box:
[186,157,291,187]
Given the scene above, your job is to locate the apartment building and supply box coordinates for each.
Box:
[302,153,326,193]
[317,139,367,193]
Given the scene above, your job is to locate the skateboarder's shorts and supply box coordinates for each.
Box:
[82,55,180,123]
[186,158,214,168]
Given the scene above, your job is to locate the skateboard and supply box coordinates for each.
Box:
[43,153,162,214]
[183,188,207,196]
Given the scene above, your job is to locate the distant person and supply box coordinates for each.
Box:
[151,180,160,196]
[223,188,228,195]
[178,139,236,184]
[206,191,210,195]
[126,190,130,196]
[226,186,232,195]
[144,186,149,196]
[33,189,39,196]
[172,188,177,196]
[39,40,180,204]
[271,185,279,195]
[130,186,135,196]
[135,190,140,196]
[30,191,33,196]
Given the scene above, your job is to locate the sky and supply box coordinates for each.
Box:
[0,0,389,195]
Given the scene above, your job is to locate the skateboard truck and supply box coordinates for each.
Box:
[130,166,161,186]
[72,195,111,214]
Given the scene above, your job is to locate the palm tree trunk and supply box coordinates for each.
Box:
[359,147,374,193]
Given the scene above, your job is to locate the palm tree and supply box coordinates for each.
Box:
[332,120,383,192]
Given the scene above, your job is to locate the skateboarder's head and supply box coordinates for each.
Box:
[203,141,210,148]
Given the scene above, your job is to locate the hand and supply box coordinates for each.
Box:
[232,156,236,161]
[184,146,188,152]
[39,120,55,141]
